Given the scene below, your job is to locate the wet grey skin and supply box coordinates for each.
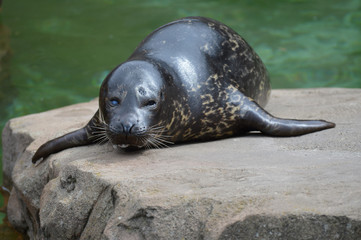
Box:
[32,17,335,164]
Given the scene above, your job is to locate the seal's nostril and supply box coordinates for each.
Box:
[121,123,136,134]
[121,123,127,134]
[129,124,135,134]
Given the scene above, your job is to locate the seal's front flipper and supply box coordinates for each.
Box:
[32,110,104,164]
[242,98,335,137]
[32,127,90,164]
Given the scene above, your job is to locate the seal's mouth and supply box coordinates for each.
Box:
[90,124,173,150]
[109,134,145,150]
[112,143,143,152]
[117,144,130,149]
[109,130,174,150]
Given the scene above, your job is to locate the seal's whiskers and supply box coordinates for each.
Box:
[90,122,110,145]
[142,125,174,149]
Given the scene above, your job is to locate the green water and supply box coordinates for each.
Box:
[0,0,360,237]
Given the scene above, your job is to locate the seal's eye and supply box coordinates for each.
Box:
[109,98,120,106]
[146,100,156,107]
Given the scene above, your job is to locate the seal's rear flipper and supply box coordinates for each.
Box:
[32,110,103,164]
[257,117,335,136]
[243,98,335,137]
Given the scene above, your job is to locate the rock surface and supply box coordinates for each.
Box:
[2,88,361,240]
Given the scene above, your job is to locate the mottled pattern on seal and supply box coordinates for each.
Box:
[32,17,335,163]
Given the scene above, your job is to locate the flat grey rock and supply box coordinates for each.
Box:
[2,88,361,239]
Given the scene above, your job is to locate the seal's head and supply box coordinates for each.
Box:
[99,60,169,150]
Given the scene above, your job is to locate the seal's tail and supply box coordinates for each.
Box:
[243,98,335,137]
[257,117,335,136]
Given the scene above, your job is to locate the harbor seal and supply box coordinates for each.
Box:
[32,17,335,163]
